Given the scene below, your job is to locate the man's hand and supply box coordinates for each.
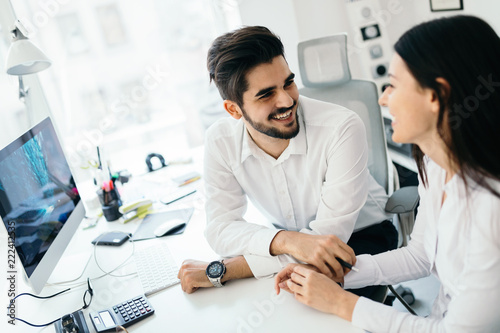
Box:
[270,231,356,280]
[178,256,254,294]
[177,260,213,294]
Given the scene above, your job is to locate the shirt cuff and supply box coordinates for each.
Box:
[352,296,414,333]
[244,253,299,279]
[343,254,376,289]
[248,228,281,257]
[352,296,382,331]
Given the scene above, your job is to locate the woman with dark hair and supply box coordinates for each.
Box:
[275,15,500,332]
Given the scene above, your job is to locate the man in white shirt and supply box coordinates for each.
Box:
[178,26,396,294]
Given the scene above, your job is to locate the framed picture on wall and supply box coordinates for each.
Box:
[430,0,463,12]
[96,3,128,47]
[56,13,90,55]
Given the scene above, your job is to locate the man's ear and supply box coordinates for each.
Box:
[223,100,243,120]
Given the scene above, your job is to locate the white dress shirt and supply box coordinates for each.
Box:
[203,96,391,278]
[345,159,500,332]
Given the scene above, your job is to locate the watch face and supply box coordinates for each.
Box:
[207,262,224,278]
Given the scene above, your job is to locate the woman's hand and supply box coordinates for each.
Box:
[274,263,318,295]
[279,265,359,321]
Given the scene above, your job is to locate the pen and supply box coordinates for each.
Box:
[97,146,102,169]
[179,176,201,187]
[336,257,359,272]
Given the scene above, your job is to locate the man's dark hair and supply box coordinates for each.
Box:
[207,26,285,107]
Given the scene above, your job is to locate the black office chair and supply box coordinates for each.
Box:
[297,33,419,303]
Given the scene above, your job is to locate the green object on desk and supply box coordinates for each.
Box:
[119,199,154,223]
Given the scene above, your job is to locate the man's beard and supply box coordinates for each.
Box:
[241,101,300,140]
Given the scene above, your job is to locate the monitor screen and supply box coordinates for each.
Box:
[0,117,85,294]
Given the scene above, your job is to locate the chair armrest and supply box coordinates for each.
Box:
[385,186,419,214]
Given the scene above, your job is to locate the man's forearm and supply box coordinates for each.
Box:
[221,256,254,283]
[269,230,296,256]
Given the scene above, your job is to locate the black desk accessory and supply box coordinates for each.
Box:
[54,310,90,333]
[145,153,167,172]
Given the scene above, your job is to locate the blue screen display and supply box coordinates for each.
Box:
[0,118,80,277]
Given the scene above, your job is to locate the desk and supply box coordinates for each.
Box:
[2,167,363,333]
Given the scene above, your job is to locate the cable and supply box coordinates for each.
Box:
[48,231,137,287]
[14,316,61,327]
[93,231,137,278]
[13,287,70,301]
[14,233,137,327]
[12,288,72,327]
[388,285,417,315]
[45,255,93,287]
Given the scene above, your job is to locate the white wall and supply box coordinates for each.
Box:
[238,0,500,85]
[238,0,302,84]
[291,0,365,80]
[380,0,500,47]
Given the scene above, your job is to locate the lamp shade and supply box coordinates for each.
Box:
[6,39,51,75]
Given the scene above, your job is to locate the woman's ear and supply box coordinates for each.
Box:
[223,100,243,120]
[432,77,451,114]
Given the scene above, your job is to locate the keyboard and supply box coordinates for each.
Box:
[134,242,180,296]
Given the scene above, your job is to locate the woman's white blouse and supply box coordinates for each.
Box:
[345,160,500,332]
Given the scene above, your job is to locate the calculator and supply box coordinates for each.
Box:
[89,295,155,332]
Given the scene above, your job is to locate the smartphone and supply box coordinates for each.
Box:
[91,231,131,246]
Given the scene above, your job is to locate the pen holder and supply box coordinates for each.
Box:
[97,189,123,222]
[102,201,122,222]
[96,188,122,205]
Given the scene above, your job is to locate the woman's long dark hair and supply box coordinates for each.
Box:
[395,15,500,197]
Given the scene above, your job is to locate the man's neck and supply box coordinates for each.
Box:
[246,128,290,159]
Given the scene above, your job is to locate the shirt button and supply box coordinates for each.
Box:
[287,215,292,219]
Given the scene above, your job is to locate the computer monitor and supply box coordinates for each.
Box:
[0,117,85,294]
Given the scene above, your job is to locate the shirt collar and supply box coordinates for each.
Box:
[240,101,307,163]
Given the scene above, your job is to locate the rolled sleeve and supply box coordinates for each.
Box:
[248,228,281,256]
[244,253,300,279]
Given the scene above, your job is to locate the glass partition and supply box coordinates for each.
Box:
[3,0,240,178]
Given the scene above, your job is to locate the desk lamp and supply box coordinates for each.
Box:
[5,19,51,99]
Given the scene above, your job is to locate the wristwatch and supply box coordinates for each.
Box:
[206,260,226,287]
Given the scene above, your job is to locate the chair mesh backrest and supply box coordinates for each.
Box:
[298,34,390,192]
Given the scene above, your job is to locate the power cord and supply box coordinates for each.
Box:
[12,288,72,327]
[46,255,93,287]
[48,231,137,288]
[15,232,137,327]
[388,285,417,315]
[92,231,137,278]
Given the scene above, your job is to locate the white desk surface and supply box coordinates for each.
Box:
[2,167,363,333]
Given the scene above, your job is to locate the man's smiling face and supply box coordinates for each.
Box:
[237,55,300,140]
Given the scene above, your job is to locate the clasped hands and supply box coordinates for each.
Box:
[178,232,356,297]
[271,232,356,280]
[273,233,359,318]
